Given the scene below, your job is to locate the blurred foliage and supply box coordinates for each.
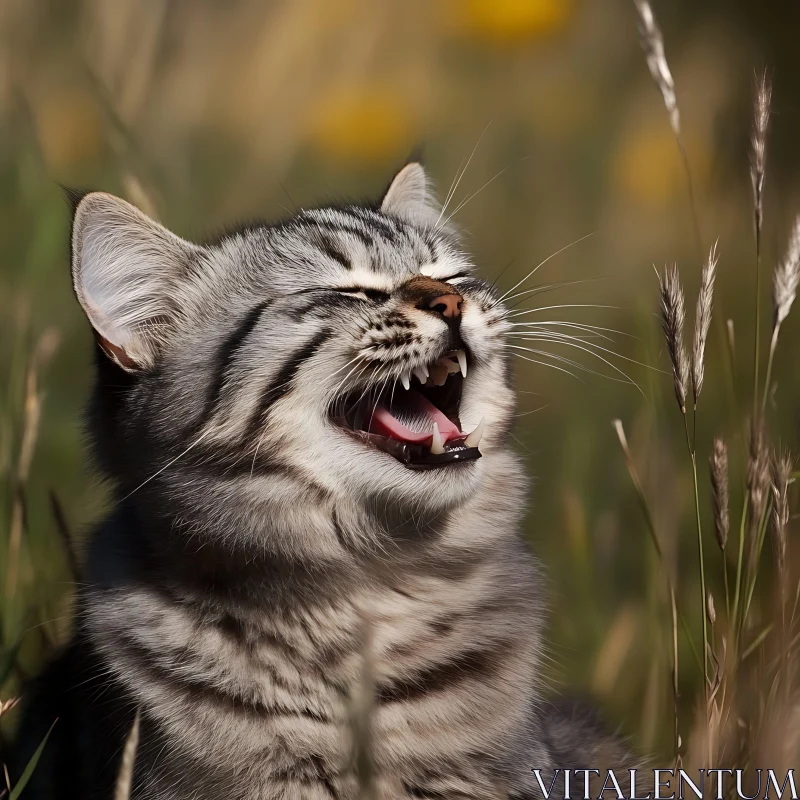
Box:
[1,0,799,763]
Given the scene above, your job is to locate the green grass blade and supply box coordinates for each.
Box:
[742,623,773,661]
[9,719,57,800]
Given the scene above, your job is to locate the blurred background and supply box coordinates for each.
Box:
[1,0,799,763]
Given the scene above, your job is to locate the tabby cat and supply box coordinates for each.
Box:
[9,164,637,799]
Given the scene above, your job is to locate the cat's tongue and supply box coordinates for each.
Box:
[368,390,462,444]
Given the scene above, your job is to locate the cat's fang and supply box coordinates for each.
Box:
[464,417,485,448]
[456,349,468,377]
[430,423,445,454]
[413,367,428,384]
[400,372,411,390]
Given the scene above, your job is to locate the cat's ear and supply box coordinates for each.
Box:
[71,192,200,371]
[380,163,441,228]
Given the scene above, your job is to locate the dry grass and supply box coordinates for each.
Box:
[620,0,800,770]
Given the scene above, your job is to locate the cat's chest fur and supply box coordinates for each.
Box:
[82,492,546,799]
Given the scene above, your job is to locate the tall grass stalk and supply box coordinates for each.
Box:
[633,10,800,766]
[750,71,772,414]
[771,452,792,631]
[633,0,702,255]
[683,417,709,698]
[113,711,140,800]
[657,260,711,724]
[730,494,749,650]
[612,420,684,763]
[3,330,59,623]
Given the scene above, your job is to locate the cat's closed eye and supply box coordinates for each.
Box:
[332,287,391,303]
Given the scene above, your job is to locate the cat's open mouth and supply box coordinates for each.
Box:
[331,349,483,469]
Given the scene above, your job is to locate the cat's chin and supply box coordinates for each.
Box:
[327,435,489,516]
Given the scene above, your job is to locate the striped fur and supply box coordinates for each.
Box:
[9,164,638,799]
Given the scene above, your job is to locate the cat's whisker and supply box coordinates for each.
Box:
[505,343,640,388]
[439,164,513,230]
[513,405,549,418]
[329,358,371,403]
[328,352,368,382]
[511,321,618,340]
[510,320,638,340]
[119,428,215,502]
[436,121,493,228]
[508,303,620,318]
[505,348,585,382]
[340,364,382,419]
[249,424,271,478]
[506,344,595,376]
[510,331,661,375]
[509,334,649,394]
[387,369,399,413]
[503,277,608,311]
[367,370,393,431]
[494,232,596,305]
[514,330,606,342]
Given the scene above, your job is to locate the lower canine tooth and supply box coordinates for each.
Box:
[456,349,468,377]
[430,422,445,455]
[464,417,484,448]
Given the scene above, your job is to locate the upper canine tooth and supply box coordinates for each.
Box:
[456,349,468,377]
[464,417,484,448]
[430,422,445,455]
[400,372,410,390]
[413,367,428,384]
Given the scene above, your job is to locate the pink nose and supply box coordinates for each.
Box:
[427,293,463,319]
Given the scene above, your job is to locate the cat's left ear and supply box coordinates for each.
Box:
[380,163,441,228]
[71,192,203,371]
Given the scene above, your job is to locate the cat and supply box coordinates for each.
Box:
[7,164,639,799]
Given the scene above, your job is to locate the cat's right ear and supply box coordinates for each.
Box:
[380,162,442,229]
[71,192,201,371]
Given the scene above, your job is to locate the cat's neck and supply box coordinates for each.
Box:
[88,449,528,611]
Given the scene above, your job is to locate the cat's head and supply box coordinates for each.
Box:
[71,164,516,528]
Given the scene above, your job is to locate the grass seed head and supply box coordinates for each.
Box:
[751,69,772,248]
[659,263,689,413]
[633,0,681,138]
[692,242,719,403]
[774,214,800,327]
[710,437,729,551]
[706,591,716,626]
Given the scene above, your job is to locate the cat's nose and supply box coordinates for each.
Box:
[427,293,463,319]
[400,276,463,327]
